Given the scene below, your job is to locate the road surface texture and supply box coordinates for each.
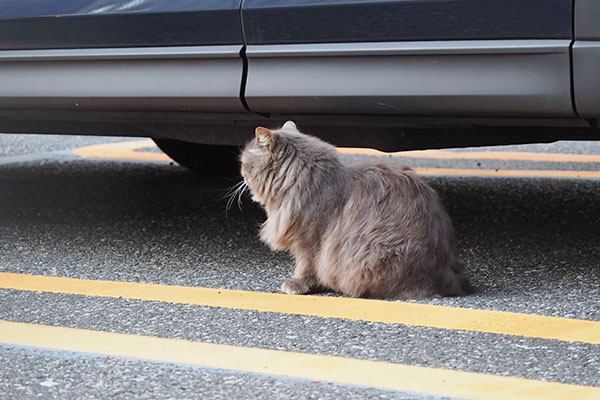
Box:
[0,132,599,399]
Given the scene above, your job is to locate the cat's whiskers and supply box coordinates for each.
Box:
[225,180,248,214]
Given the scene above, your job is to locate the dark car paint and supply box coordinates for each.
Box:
[0,0,243,49]
[0,0,236,18]
[242,0,572,45]
[0,11,244,49]
[0,0,573,49]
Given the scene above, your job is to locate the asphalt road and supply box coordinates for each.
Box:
[0,133,599,399]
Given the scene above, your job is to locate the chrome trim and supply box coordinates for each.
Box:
[0,45,243,62]
[246,40,571,58]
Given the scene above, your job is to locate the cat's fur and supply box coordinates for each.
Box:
[240,121,473,299]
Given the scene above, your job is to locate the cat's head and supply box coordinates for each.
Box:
[240,120,338,209]
[240,121,299,207]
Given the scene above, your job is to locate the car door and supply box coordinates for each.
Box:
[241,0,574,118]
[572,0,600,119]
[0,0,247,120]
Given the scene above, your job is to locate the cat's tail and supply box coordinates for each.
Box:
[456,269,476,296]
[443,262,475,297]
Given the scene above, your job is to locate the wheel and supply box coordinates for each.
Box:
[152,139,240,177]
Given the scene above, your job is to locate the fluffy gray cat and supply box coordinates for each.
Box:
[238,121,473,299]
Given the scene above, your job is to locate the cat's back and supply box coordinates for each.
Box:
[347,158,434,205]
[343,157,451,244]
[321,158,468,298]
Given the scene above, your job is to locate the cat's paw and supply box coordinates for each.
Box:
[281,278,309,295]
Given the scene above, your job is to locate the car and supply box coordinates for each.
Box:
[0,0,598,173]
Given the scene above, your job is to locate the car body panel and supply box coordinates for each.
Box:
[574,0,600,40]
[0,45,246,113]
[0,0,239,18]
[572,0,600,118]
[0,0,599,150]
[242,0,572,45]
[0,1,246,114]
[243,0,577,119]
[0,0,243,49]
[572,42,600,118]
[245,40,573,117]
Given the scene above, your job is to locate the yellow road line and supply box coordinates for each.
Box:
[337,147,600,163]
[1,272,598,345]
[73,141,600,164]
[73,140,172,162]
[1,320,597,400]
[412,167,600,179]
[73,141,600,179]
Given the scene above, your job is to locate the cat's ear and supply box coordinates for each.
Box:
[255,127,274,150]
[282,120,297,130]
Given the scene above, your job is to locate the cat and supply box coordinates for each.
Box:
[239,121,474,299]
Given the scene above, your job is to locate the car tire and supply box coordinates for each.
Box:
[152,139,240,177]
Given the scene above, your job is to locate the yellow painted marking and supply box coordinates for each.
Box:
[73,139,172,162]
[337,147,600,163]
[412,167,600,179]
[1,272,599,345]
[1,321,598,400]
[74,141,600,179]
